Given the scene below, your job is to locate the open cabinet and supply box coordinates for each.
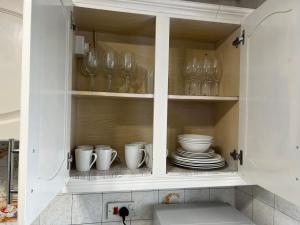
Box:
[70,8,156,179]
[19,0,300,224]
[167,18,240,175]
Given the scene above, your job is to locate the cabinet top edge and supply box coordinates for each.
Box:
[71,0,254,25]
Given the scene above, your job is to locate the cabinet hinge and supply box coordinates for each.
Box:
[70,11,76,31]
[230,149,243,165]
[232,30,245,48]
[67,152,73,170]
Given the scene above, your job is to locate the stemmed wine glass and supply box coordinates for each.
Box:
[211,58,222,96]
[81,31,100,91]
[184,57,198,95]
[119,51,136,93]
[201,56,213,96]
[103,48,117,92]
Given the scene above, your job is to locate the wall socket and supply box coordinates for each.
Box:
[107,201,135,220]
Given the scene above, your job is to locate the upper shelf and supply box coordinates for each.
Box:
[72,91,238,102]
[168,95,239,102]
[71,90,154,99]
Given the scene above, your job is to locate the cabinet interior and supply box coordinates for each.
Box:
[72,7,156,93]
[70,7,241,178]
[70,7,155,177]
[167,18,241,173]
[168,18,240,96]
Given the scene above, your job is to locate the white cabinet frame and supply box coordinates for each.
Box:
[63,0,253,193]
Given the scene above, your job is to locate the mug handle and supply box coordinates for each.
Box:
[138,149,147,168]
[110,150,118,165]
[89,153,97,169]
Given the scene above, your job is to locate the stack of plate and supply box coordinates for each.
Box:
[178,134,213,152]
[170,134,225,170]
[170,148,225,170]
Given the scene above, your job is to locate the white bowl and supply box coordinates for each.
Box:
[178,134,213,141]
[179,141,211,152]
[178,139,213,144]
[178,134,213,139]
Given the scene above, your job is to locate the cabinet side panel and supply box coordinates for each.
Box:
[216,28,241,97]
[214,102,239,171]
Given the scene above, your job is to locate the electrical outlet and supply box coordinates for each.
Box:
[107,201,135,220]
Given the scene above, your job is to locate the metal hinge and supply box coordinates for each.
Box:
[67,152,73,170]
[70,11,76,31]
[232,30,245,48]
[230,149,243,165]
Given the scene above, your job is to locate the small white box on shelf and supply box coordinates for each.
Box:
[74,35,85,56]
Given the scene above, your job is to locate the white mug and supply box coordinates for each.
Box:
[145,144,153,169]
[95,148,117,170]
[125,144,146,170]
[77,145,93,150]
[131,142,145,149]
[75,148,97,172]
[95,145,110,149]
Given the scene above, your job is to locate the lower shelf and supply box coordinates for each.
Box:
[70,163,152,181]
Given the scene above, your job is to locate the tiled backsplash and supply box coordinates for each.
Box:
[29,187,235,225]
[235,186,300,225]
[4,185,300,225]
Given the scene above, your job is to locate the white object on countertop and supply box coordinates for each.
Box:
[153,202,254,225]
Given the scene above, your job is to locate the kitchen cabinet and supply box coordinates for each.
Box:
[18,0,300,224]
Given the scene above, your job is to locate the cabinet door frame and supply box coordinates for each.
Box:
[238,0,300,206]
[18,1,71,224]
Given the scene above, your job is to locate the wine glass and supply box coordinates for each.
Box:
[103,48,117,92]
[81,44,100,91]
[196,58,204,95]
[119,51,136,93]
[201,56,213,96]
[184,57,198,95]
[211,58,222,96]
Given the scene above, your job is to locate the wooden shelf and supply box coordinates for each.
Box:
[72,91,154,100]
[168,95,239,102]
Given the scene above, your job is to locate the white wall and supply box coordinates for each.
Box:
[0,0,23,139]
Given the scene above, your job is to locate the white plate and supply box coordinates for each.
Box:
[171,160,225,170]
[177,148,215,155]
[171,154,225,164]
[171,158,225,165]
[172,159,225,167]
[176,151,215,159]
[171,153,223,162]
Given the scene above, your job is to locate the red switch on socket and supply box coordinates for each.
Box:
[113,207,119,215]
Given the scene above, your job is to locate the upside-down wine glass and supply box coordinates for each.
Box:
[81,31,100,91]
[119,51,136,93]
[103,48,117,92]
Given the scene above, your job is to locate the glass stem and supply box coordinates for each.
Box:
[107,74,113,92]
[125,74,130,93]
[89,76,96,91]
